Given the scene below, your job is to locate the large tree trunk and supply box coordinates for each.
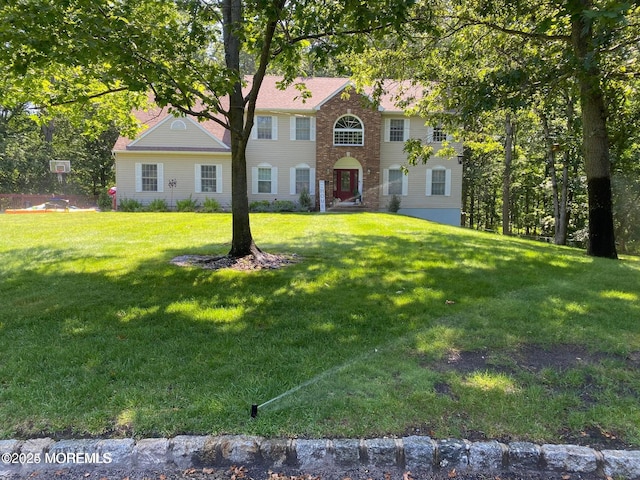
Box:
[502,112,515,235]
[570,0,617,258]
[223,0,260,258]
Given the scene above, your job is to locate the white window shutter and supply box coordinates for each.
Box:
[251,122,257,140]
[135,163,142,192]
[272,117,278,140]
[194,164,202,193]
[426,169,433,196]
[309,168,316,195]
[404,119,410,141]
[384,119,390,142]
[290,117,296,141]
[251,167,258,194]
[216,164,223,193]
[402,171,409,196]
[157,163,164,192]
[445,169,452,196]
[290,167,296,194]
[426,127,434,143]
[446,132,454,141]
[382,169,389,195]
[310,117,316,141]
[271,167,278,193]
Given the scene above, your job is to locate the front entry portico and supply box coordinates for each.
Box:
[332,156,363,203]
[334,169,359,201]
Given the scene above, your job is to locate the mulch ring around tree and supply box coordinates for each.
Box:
[170,253,298,271]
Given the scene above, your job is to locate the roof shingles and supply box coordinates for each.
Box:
[113,76,422,150]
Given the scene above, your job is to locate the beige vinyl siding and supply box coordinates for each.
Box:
[132,116,227,150]
[246,112,317,202]
[115,152,232,208]
[379,116,462,209]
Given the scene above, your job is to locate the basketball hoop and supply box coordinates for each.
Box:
[50,161,71,188]
[50,160,71,174]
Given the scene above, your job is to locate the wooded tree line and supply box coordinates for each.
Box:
[1,0,638,257]
[348,0,640,258]
[0,107,120,196]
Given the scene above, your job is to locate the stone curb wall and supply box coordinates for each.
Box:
[2,435,640,479]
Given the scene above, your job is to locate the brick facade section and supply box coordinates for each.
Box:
[315,90,381,210]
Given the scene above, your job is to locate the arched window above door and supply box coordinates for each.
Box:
[333,115,364,146]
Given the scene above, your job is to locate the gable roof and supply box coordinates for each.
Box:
[113,77,424,151]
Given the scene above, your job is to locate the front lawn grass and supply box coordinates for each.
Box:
[1,212,640,446]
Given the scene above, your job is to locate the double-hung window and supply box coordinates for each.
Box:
[431,169,446,195]
[252,163,278,194]
[258,167,272,193]
[195,164,223,193]
[290,116,316,141]
[289,164,316,195]
[384,118,410,142]
[390,120,405,142]
[141,164,158,192]
[383,164,408,196]
[388,169,403,195]
[426,167,451,196]
[201,165,217,192]
[135,163,163,193]
[253,115,277,140]
[295,168,310,193]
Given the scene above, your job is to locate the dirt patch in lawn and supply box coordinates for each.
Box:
[417,344,636,451]
[431,344,613,375]
[170,253,298,271]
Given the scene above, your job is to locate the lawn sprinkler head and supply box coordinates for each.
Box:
[251,404,258,418]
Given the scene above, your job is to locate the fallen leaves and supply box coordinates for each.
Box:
[229,465,248,480]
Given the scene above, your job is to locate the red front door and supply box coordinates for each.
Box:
[334,169,359,201]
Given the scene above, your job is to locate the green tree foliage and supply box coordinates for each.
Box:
[0,109,119,195]
[350,0,640,258]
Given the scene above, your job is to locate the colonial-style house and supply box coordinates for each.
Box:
[112,76,463,225]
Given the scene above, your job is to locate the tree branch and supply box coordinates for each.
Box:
[459,17,570,43]
[271,22,395,56]
[45,86,130,107]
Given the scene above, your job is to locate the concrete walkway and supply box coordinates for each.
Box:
[2,435,640,479]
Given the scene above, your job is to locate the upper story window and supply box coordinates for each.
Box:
[427,126,448,143]
[433,126,447,142]
[334,115,364,146]
[257,116,273,139]
[385,118,410,142]
[291,116,315,141]
[253,115,278,140]
[389,120,405,142]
